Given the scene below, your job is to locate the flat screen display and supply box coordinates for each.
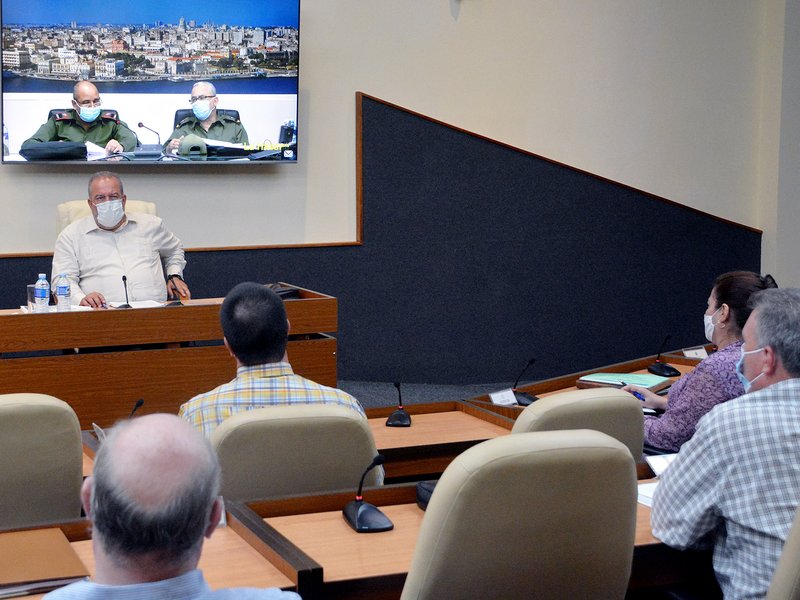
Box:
[1,0,299,164]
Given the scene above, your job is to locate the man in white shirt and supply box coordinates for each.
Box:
[52,171,190,307]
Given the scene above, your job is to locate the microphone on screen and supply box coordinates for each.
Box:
[137,122,161,146]
[117,275,132,308]
[343,455,393,533]
[512,357,539,406]
[647,334,681,377]
[385,382,411,427]
[129,398,144,418]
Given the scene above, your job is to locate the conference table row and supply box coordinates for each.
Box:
[15,481,713,600]
[10,347,712,598]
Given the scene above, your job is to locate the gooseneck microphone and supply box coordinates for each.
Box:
[647,334,681,377]
[118,275,132,309]
[137,122,161,145]
[512,357,539,407]
[385,382,412,427]
[129,398,144,418]
[343,455,393,533]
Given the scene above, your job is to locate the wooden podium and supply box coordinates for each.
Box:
[0,284,337,428]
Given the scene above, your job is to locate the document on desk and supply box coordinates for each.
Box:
[109,300,164,309]
[638,481,659,507]
[645,453,678,477]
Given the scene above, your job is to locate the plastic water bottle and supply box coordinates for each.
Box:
[2,124,8,156]
[33,273,50,313]
[54,273,71,312]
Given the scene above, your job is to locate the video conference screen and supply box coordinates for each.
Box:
[1,0,299,164]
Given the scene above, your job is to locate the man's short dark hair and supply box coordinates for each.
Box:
[221,282,288,366]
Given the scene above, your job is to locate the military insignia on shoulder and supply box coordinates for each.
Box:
[177,117,194,127]
[100,110,120,122]
[53,111,72,121]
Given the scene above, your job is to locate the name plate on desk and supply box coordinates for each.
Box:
[489,389,518,406]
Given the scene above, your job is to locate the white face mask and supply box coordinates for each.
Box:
[704,306,721,342]
[95,199,125,229]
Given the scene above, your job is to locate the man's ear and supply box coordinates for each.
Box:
[205,498,223,538]
[81,477,94,519]
[762,345,779,376]
[223,337,235,358]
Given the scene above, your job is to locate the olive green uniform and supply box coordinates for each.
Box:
[165,113,249,148]
[21,110,137,151]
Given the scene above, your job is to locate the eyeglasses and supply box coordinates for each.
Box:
[90,194,122,205]
[189,95,216,104]
[75,99,102,107]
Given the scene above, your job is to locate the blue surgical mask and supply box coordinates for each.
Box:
[735,345,765,393]
[192,100,213,121]
[78,106,102,123]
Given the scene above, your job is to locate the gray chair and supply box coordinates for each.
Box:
[400,429,638,599]
[0,393,83,528]
[511,387,644,459]
[211,404,381,501]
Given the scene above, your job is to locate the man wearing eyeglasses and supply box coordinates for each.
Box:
[52,171,190,308]
[164,81,249,154]
[20,81,137,155]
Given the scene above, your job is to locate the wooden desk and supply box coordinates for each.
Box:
[366,402,514,482]
[245,483,713,599]
[0,284,337,428]
[10,504,311,599]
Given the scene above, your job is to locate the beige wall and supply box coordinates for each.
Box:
[0,1,792,281]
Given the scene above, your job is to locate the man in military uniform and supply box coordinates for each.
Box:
[21,81,137,155]
[165,81,249,154]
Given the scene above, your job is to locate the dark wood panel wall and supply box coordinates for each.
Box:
[0,94,761,385]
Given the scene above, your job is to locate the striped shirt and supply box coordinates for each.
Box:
[179,362,366,437]
[652,378,800,599]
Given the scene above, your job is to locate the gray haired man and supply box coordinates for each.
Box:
[652,288,800,598]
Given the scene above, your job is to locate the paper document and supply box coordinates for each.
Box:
[489,388,518,406]
[204,139,244,148]
[579,372,670,388]
[645,453,678,477]
[637,481,659,507]
[85,141,108,160]
[109,300,164,309]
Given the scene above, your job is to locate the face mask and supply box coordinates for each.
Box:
[95,199,125,229]
[192,100,213,121]
[704,307,721,342]
[735,345,765,393]
[78,106,101,123]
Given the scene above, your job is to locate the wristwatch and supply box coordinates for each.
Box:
[168,274,184,283]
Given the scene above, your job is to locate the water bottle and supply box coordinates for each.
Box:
[54,273,71,312]
[33,273,50,313]
[2,124,8,156]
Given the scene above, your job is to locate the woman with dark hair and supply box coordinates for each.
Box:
[624,271,778,452]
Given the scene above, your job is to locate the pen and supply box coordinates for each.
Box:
[620,381,645,402]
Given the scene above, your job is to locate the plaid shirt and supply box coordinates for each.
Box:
[179,362,366,437]
[652,378,800,599]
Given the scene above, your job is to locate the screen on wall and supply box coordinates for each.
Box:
[0,0,299,164]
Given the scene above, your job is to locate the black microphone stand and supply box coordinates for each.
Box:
[343,455,393,533]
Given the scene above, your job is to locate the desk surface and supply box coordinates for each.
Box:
[369,410,510,450]
[23,522,293,600]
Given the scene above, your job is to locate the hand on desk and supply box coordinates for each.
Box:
[168,277,192,301]
[623,385,667,410]
[166,137,183,154]
[104,139,124,155]
[80,291,108,309]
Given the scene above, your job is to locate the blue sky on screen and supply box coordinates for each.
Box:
[2,0,299,27]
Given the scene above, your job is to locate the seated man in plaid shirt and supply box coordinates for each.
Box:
[179,282,366,437]
[652,288,800,599]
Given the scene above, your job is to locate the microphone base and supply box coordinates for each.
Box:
[134,144,164,158]
[116,303,132,309]
[648,362,681,378]
[385,409,411,427]
[513,390,539,407]
[343,500,394,533]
